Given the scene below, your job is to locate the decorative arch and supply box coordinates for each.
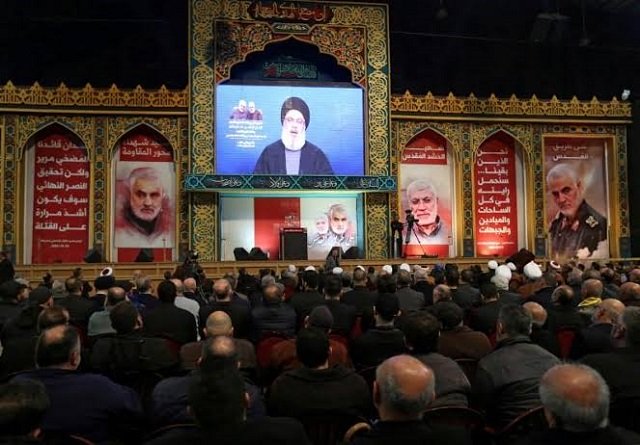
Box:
[225,36,357,85]
[107,120,178,161]
[17,118,93,161]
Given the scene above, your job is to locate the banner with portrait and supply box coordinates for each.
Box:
[399,130,453,258]
[220,195,363,261]
[543,136,609,260]
[474,134,519,257]
[113,132,176,262]
[26,132,90,264]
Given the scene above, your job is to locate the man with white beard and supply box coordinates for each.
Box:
[253,96,334,175]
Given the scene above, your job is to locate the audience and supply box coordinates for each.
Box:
[268,327,371,420]
[395,270,424,312]
[289,269,325,326]
[147,354,309,444]
[87,285,127,337]
[90,301,178,378]
[474,304,559,428]
[2,261,639,443]
[402,311,470,407]
[144,280,197,345]
[0,380,50,443]
[519,363,640,444]
[571,298,624,358]
[269,306,350,375]
[180,310,256,372]
[251,283,297,340]
[351,293,405,370]
[13,325,143,443]
[151,335,265,428]
[323,274,357,337]
[433,301,492,360]
[200,278,252,339]
[349,355,447,444]
[582,306,640,404]
[523,301,560,356]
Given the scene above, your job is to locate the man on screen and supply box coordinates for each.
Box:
[404,179,450,244]
[229,99,247,120]
[115,166,173,247]
[547,163,607,259]
[246,101,263,121]
[253,97,334,175]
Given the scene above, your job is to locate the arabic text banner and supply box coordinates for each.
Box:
[31,133,90,263]
[474,133,518,257]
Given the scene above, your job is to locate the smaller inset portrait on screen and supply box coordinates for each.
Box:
[215,84,365,176]
[544,137,609,260]
[114,162,175,249]
[304,200,358,260]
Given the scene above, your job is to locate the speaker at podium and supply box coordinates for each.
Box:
[280,227,307,261]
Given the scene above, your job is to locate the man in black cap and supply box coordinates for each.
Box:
[253,96,334,175]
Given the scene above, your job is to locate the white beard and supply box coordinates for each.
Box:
[281,127,306,151]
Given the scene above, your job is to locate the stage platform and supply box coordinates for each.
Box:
[13,257,632,288]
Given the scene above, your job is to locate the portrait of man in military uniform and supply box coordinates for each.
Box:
[546,163,608,259]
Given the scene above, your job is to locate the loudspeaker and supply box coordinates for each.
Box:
[83,248,102,263]
[342,246,361,260]
[248,247,268,261]
[134,248,154,263]
[280,230,307,261]
[234,247,250,261]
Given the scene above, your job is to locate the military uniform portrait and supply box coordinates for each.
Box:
[544,137,610,260]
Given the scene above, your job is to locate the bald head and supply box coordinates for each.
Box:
[619,282,640,304]
[170,278,184,295]
[375,355,435,421]
[523,301,547,327]
[263,284,283,304]
[540,364,609,432]
[35,325,81,369]
[628,268,640,284]
[200,335,238,372]
[594,298,625,324]
[183,277,197,292]
[581,279,603,299]
[205,311,233,337]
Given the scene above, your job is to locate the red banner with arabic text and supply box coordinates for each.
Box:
[32,133,90,263]
[474,134,518,257]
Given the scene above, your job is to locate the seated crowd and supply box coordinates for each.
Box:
[1,259,640,444]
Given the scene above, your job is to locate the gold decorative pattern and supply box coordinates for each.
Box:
[191,0,391,260]
[309,27,366,82]
[192,193,217,261]
[367,70,390,176]
[15,116,95,160]
[391,92,631,119]
[214,22,274,82]
[615,127,629,238]
[365,193,388,259]
[0,82,188,109]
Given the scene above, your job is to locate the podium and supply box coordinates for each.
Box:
[280,227,308,260]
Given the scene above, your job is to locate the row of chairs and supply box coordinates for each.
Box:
[135,405,548,445]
